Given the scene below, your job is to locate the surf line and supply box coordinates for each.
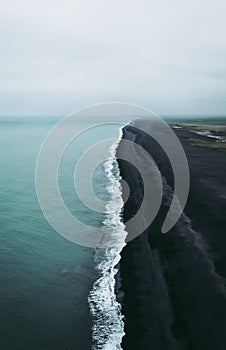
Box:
[88,126,127,350]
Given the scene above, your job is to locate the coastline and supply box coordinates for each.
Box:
[116,121,226,350]
[88,129,126,350]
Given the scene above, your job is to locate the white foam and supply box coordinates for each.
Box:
[88,127,127,350]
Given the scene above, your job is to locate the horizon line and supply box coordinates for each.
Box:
[0,114,226,118]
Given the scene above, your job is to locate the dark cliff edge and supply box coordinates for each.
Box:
[116,120,226,350]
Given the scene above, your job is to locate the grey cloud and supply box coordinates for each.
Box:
[1,0,226,115]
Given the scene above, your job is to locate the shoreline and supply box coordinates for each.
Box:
[116,121,226,350]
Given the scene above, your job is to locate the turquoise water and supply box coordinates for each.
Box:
[0,117,123,350]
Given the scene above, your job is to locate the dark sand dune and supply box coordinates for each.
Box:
[117,121,226,350]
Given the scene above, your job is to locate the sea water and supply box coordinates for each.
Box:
[0,117,126,350]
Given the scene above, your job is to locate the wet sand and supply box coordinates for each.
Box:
[117,121,226,350]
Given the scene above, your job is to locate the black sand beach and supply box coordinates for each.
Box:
[117,121,226,350]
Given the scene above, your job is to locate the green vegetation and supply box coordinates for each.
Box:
[185,138,226,152]
[168,117,226,131]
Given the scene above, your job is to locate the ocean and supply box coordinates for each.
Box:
[0,116,126,350]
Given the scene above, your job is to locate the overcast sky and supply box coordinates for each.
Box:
[1,0,226,116]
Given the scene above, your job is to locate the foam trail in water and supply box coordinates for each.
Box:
[88,127,127,350]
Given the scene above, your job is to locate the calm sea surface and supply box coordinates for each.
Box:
[0,117,122,350]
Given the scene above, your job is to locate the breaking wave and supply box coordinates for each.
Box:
[88,127,127,350]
